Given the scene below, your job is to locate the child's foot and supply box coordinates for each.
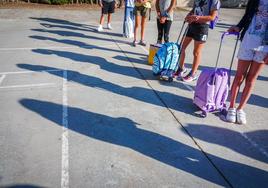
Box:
[175,67,187,80]
[182,71,197,82]
[97,25,103,32]
[132,40,138,47]
[107,23,113,30]
[157,40,162,44]
[237,109,247,124]
[139,40,146,46]
[226,108,236,123]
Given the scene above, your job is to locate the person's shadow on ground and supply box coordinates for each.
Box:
[17,63,197,114]
[31,48,153,80]
[184,124,268,164]
[19,98,268,187]
[30,17,123,37]
[30,35,145,57]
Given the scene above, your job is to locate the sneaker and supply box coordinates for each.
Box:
[97,25,103,32]
[157,40,162,44]
[175,67,187,80]
[182,71,197,82]
[139,40,146,46]
[226,108,236,123]
[132,40,138,47]
[107,23,113,30]
[237,109,247,124]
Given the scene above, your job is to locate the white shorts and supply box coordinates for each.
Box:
[237,33,268,63]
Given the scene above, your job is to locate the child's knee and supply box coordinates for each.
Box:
[193,50,201,57]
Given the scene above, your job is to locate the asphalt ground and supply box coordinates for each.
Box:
[0,7,267,188]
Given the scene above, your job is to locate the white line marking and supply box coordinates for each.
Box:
[0,83,56,89]
[61,70,69,188]
[0,69,61,75]
[140,46,149,54]
[0,44,129,51]
[232,125,268,159]
[0,74,6,85]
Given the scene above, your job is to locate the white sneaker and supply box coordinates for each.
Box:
[107,23,113,30]
[237,109,247,124]
[97,25,103,32]
[226,108,236,123]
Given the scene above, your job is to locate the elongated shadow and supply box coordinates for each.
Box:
[40,23,96,33]
[29,35,145,57]
[30,17,90,28]
[19,99,268,187]
[31,28,129,45]
[31,17,124,38]
[31,49,153,80]
[17,63,195,114]
[185,124,268,163]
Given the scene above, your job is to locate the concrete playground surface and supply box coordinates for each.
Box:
[0,7,267,188]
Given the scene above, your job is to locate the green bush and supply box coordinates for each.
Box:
[29,0,51,4]
[50,0,69,4]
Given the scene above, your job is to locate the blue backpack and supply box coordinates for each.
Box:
[152,42,180,80]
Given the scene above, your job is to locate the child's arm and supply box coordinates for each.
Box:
[166,0,176,15]
[116,0,122,8]
[155,0,160,16]
[186,9,217,24]
[99,0,103,7]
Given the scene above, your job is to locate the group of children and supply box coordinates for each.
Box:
[96,0,268,125]
[97,0,220,82]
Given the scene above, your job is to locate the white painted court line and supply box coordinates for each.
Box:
[0,44,129,52]
[231,125,268,160]
[0,69,62,75]
[0,83,56,89]
[0,74,6,85]
[61,70,69,188]
[140,46,149,54]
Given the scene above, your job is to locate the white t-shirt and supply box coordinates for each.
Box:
[126,0,135,7]
[242,0,268,52]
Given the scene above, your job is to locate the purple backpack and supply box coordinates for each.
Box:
[193,32,240,117]
[194,68,229,114]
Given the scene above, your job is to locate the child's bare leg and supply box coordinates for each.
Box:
[179,37,192,69]
[237,61,264,110]
[229,60,251,109]
[107,13,112,24]
[134,15,140,41]
[99,14,105,25]
[191,41,205,74]
[141,16,146,41]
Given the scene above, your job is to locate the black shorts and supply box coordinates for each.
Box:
[102,1,115,14]
[133,6,149,17]
[186,23,209,42]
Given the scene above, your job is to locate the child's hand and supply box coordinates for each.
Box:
[160,17,167,24]
[227,26,240,33]
[157,11,161,17]
[99,2,103,7]
[115,2,120,8]
[185,15,199,23]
